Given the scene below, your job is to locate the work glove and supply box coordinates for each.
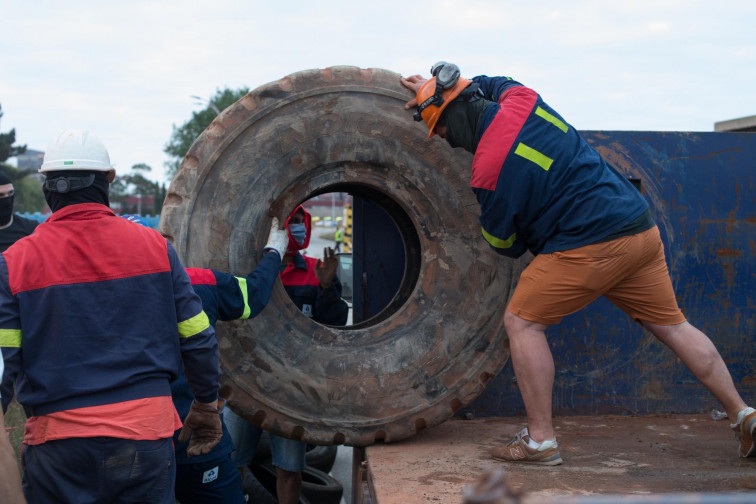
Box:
[178,399,223,457]
[264,217,289,258]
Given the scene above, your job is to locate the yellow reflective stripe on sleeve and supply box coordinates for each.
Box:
[235,276,251,320]
[535,106,568,133]
[481,227,517,249]
[514,143,553,172]
[0,328,21,348]
[178,311,211,338]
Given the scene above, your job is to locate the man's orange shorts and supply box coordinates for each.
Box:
[507,226,687,326]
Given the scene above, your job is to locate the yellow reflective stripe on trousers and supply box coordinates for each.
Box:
[514,143,553,171]
[235,276,251,320]
[0,328,21,348]
[535,106,568,133]
[178,311,211,338]
[481,227,517,249]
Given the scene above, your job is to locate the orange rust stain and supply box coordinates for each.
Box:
[716,249,742,256]
[721,263,735,292]
[699,217,748,235]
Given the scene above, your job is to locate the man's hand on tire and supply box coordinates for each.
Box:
[264,217,289,258]
[401,74,428,109]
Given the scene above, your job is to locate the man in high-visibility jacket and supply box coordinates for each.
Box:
[334,225,343,252]
[402,63,755,465]
[0,130,222,503]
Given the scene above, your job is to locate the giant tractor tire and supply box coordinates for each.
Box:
[160,66,528,447]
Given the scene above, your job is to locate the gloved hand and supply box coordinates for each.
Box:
[178,399,223,457]
[264,217,289,258]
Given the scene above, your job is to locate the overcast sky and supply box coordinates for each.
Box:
[1,1,754,184]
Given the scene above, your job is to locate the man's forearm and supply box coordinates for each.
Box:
[0,411,26,503]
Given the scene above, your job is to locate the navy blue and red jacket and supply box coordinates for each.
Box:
[172,251,281,464]
[280,253,348,325]
[469,75,649,258]
[0,203,219,415]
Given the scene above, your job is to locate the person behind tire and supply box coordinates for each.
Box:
[333,224,343,253]
[401,63,756,465]
[226,205,349,504]
[0,171,38,253]
[0,129,223,503]
[120,214,288,504]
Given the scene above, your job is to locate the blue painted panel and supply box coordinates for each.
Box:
[351,197,405,323]
[467,131,756,417]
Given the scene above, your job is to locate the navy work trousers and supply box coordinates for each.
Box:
[175,453,245,504]
[22,436,175,504]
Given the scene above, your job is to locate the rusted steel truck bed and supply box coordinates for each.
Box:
[358,415,756,503]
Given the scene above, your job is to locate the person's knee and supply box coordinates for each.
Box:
[645,320,693,345]
[646,321,720,360]
[276,466,300,483]
[504,310,543,339]
[504,309,521,336]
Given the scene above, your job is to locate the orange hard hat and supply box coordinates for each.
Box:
[413,75,472,138]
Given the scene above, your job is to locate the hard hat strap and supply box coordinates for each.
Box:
[456,82,484,102]
[44,174,96,194]
[413,93,445,121]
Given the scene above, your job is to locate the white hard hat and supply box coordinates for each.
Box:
[40,129,113,173]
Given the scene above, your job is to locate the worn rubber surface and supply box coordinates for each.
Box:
[160,66,528,446]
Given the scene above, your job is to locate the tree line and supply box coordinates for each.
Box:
[0,86,248,215]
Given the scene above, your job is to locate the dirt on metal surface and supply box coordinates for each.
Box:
[365,414,756,503]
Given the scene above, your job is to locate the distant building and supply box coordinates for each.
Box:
[115,194,156,216]
[714,115,756,132]
[15,149,45,171]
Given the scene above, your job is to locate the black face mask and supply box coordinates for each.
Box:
[440,98,492,154]
[43,171,110,213]
[0,195,13,226]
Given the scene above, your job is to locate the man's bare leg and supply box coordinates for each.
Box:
[504,310,555,443]
[276,466,302,504]
[643,320,747,421]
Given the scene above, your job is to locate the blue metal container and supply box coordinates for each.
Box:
[467,131,756,416]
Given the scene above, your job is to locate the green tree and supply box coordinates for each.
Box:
[0,104,27,164]
[13,176,46,214]
[0,104,44,213]
[110,163,165,216]
[163,87,249,180]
